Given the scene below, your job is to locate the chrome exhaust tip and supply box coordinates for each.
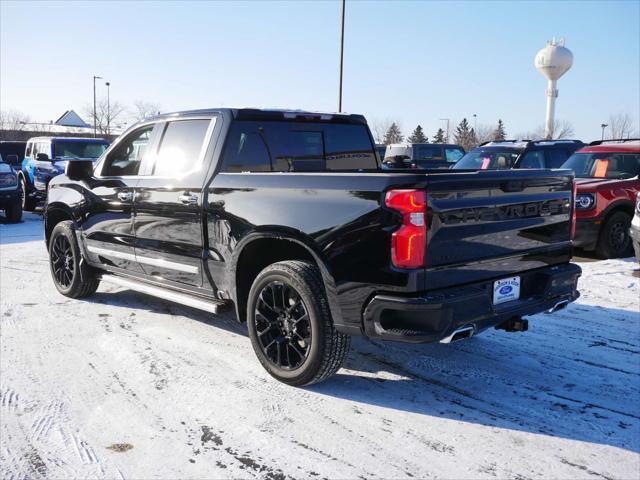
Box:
[546,300,569,314]
[440,325,475,344]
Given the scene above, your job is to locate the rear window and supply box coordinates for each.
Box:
[562,152,640,179]
[221,121,377,172]
[452,148,520,170]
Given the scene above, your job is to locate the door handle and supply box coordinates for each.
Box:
[178,193,198,205]
[117,191,133,202]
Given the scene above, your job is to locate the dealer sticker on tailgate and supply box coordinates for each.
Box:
[493,276,520,305]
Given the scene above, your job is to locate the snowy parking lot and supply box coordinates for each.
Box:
[1,212,639,479]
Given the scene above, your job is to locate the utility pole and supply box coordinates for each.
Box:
[600,123,608,141]
[338,0,346,112]
[93,75,102,137]
[105,81,111,136]
[439,118,450,143]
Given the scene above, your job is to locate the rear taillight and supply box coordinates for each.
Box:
[385,189,426,268]
[571,180,577,240]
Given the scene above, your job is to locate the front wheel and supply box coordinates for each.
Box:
[49,221,100,298]
[247,260,350,386]
[21,177,36,211]
[596,211,633,259]
[5,201,22,223]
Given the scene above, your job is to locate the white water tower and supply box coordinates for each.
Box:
[535,38,573,139]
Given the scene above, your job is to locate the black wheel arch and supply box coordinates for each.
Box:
[599,200,635,226]
[44,203,78,248]
[231,230,343,329]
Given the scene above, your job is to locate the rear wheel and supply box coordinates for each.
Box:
[5,201,22,223]
[21,177,36,211]
[247,260,350,386]
[49,221,100,298]
[596,211,632,259]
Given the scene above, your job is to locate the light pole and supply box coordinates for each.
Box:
[105,81,111,136]
[473,114,477,132]
[93,75,102,137]
[439,118,450,143]
[600,123,608,141]
[338,0,346,112]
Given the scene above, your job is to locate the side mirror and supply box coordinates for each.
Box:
[66,160,94,181]
[6,154,19,166]
[36,153,50,161]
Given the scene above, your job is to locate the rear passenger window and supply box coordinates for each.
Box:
[221,121,377,172]
[102,125,154,176]
[547,149,570,168]
[154,119,212,176]
[520,150,545,168]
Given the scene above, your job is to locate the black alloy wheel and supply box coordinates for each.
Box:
[609,220,627,252]
[246,260,350,386]
[596,211,632,259]
[48,221,100,298]
[254,281,312,370]
[51,234,75,288]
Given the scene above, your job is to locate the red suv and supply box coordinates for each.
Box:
[562,139,640,258]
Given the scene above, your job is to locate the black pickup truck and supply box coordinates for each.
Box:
[44,108,581,386]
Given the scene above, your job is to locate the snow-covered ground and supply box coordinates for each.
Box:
[1,212,639,479]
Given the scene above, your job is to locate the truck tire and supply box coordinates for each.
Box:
[5,202,22,223]
[21,177,36,211]
[596,211,632,259]
[48,220,100,298]
[247,260,350,386]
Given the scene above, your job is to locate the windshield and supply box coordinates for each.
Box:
[562,152,640,179]
[54,141,108,160]
[452,148,520,169]
[413,145,442,161]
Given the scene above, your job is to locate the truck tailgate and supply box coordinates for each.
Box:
[424,169,573,290]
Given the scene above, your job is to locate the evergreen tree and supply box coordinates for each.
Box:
[432,128,446,143]
[383,122,404,145]
[454,118,474,151]
[493,119,507,141]
[407,125,428,143]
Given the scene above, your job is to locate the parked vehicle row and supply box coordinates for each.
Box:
[42,108,581,385]
[453,138,640,258]
[453,139,584,170]
[19,137,109,211]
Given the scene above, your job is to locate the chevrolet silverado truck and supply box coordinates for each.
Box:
[44,108,581,386]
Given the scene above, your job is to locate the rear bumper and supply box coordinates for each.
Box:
[573,218,600,250]
[362,263,581,344]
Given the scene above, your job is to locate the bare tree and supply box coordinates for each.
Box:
[527,119,575,140]
[132,100,162,122]
[473,124,494,146]
[83,100,127,135]
[370,118,397,144]
[0,109,31,131]
[608,113,636,139]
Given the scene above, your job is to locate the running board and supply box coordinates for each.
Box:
[100,274,225,314]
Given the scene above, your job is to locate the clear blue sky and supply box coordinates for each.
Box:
[1,0,639,140]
